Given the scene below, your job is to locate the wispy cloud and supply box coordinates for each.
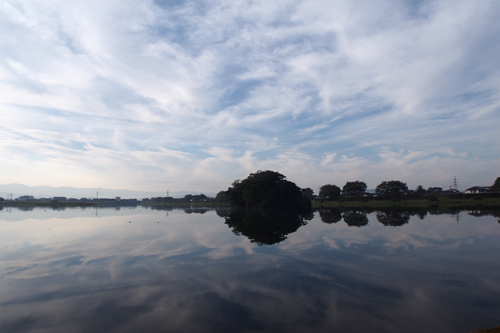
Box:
[1,0,499,192]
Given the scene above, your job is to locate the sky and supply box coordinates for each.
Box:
[1,0,499,194]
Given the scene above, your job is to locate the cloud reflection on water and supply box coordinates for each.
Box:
[0,207,499,332]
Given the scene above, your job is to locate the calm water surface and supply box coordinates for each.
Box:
[0,206,499,332]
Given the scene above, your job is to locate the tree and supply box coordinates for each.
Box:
[215,191,227,203]
[375,181,408,197]
[301,188,314,199]
[427,187,443,194]
[225,170,311,211]
[490,177,500,192]
[415,185,427,195]
[319,184,341,200]
[342,181,367,197]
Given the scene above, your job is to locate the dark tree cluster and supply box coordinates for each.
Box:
[318,184,341,200]
[490,177,500,192]
[375,180,408,197]
[225,170,311,211]
[342,181,367,197]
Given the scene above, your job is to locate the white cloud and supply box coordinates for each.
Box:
[1,0,499,192]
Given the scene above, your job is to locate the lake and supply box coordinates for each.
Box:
[0,206,499,332]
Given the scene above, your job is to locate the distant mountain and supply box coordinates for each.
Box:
[0,183,215,200]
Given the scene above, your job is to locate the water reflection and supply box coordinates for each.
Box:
[343,210,369,227]
[318,208,342,224]
[0,207,499,332]
[376,210,410,227]
[224,209,310,245]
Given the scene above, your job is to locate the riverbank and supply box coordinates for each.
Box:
[0,201,229,208]
[312,197,500,209]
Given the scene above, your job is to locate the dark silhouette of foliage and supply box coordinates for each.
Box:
[215,208,230,218]
[342,181,367,197]
[318,209,342,224]
[225,170,311,211]
[416,210,427,219]
[319,184,341,200]
[215,191,228,203]
[427,187,443,194]
[301,187,315,199]
[490,177,500,192]
[376,211,410,227]
[224,209,308,245]
[375,180,408,197]
[343,211,369,227]
[415,185,426,195]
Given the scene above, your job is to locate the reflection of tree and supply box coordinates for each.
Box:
[150,206,174,211]
[489,210,500,224]
[215,208,230,218]
[415,210,427,220]
[224,209,308,245]
[343,211,368,227]
[318,209,342,224]
[376,211,410,227]
[184,208,208,214]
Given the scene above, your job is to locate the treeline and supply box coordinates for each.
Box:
[313,176,500,201]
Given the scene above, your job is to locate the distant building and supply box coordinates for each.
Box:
[53,196,67,201]
[435,189,461,195]
[465,186,489,194]
[17,195,35,201]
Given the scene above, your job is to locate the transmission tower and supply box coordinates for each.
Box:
[453,176,458,190]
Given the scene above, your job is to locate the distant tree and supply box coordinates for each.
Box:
[183,194,193,201]
[301,188,314,199]
[191,194,207,201]
[427,187,444,194]
[319,184,341,200]
[415,185,427,195]
[489,177,500,192]
[225,170,311,211]
[215,191,227,203]
[375,181,408,197]
[0,197,3,201]
[342,181,367,197]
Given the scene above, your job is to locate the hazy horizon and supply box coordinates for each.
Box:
[0,183,215,200]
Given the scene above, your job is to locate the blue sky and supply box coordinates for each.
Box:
[1,0,499,194]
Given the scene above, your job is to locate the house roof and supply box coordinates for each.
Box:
[466,186,490,191]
